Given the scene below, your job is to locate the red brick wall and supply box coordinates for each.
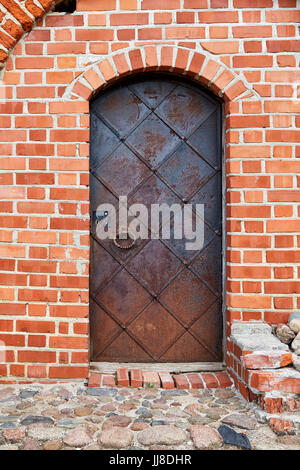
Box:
[0,0,299,380]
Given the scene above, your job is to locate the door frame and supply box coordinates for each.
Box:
[89,71,227,372]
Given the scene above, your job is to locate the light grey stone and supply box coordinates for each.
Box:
[137,425,187,446]
[276,324,295,344]
[291,332,300,352]
[0,415,18,423]
[136,407,152,418]
[165,409,188,418]
[189,425,222,449]
[289,317,300,334]
[142,400,151,407]
[215,389,236,399]
[28,425,65,441]
[231,321,288,352]
[292,354,300,371]
[57,418,77,429]
[188,416,211,426]
[231,322,272,336]
[254,409,267,423]
[99,427,133,448]
[87,388,117,397]
[161,390,188,397]
[64,425,94,447]
[221,413,257,430]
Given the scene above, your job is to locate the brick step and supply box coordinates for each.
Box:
[229,366,300,413]
[228,322,300,419]
[256,391,300,414]
[242,351,293,370]
[230,322,293,370]
[88,369,232,390]
[249,367,300,394]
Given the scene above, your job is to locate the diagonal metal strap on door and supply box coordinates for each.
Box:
[90,74,223,363]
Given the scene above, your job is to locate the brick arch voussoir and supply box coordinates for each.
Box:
[66,45,257,104]
[0,0,54,66]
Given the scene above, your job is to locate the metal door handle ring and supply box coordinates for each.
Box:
[113,229,136,249]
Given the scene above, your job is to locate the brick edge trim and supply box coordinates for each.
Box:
[0,0,54,66]
[63,44,259,103]
[88,369,233,390]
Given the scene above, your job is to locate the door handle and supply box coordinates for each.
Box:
[93,210,109,226]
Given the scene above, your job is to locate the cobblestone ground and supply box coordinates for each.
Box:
[0,383,299,450]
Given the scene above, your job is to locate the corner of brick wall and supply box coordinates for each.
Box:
[227,321,300,415]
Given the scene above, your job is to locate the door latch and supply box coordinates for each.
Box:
[93,210,109,226]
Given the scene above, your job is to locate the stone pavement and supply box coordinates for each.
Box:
[0,382,299,450]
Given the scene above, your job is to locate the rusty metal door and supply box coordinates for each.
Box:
[90,75,223,363]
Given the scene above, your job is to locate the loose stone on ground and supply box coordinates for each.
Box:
[137,425,187,446]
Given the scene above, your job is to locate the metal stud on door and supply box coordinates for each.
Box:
[90,75,223,363]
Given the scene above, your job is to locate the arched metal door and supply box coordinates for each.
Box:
[90,75,223,363]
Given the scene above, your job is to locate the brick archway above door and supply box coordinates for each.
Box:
[62,44,257,369]
[62,45,258,104]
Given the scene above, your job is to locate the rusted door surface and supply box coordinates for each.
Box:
[90,75,223,363]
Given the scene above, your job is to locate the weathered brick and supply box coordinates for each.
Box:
[131,369,143,388]
[117,368,130,387]
[186,373,204,389]
[243,352,292,370]
[143,371,160,388]
[88,373,102,387]
[173,374,190,390]
[158,371,175,389]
